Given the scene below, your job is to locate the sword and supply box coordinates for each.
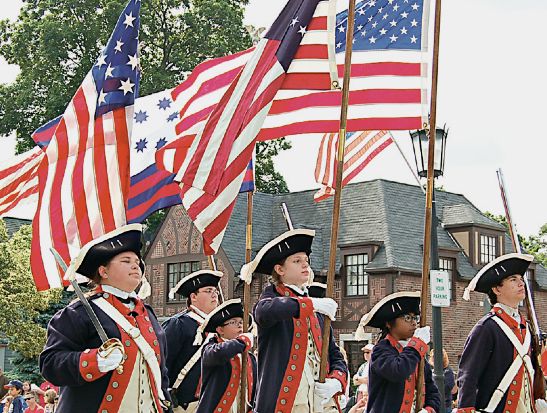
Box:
[50,247,125,373]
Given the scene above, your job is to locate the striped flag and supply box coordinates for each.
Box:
[170,0,335,253]
[0,147,44,216]
[169,0,429,144]
[31,0,141,290]
[314,130,394,201]
[239,158,255,193]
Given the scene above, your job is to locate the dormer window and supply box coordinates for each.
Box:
[345,253,369,296]
[479,234,497,264]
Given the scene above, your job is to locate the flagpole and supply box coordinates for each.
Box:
[415,0,443,408]
[391,135,426,194]
[319,0,357,382]
[207,255,225,302]
[238,190,254,413]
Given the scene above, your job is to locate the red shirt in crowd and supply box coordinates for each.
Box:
[24,406,45,413]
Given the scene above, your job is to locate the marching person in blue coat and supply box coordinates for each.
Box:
[355,291,440,413]
[240,228,349,413]
[39,223,172,413]
[194,298,257,413]
[457,253,547,413]
[162,270,223,413]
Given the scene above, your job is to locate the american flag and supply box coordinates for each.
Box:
[167,0,429,144]
[314,130,394,201]
[0,147,44,216]
[159,0,429,253]
[170,0,334,253]
[31,0,141,290]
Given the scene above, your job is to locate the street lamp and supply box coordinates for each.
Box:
[410,125,448,403]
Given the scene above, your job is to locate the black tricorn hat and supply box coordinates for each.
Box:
[65,223,144,281]
[463,253,533,300]
[308,282,327,298]
[355,291,421,335]
[169,270,223,298]
[201,299,253,333]
[240,229,315,283]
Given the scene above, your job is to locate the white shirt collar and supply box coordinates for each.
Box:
[102,284,138,300]
[495,303,521,323]
[190,305,208,319]
[284,283,308,296]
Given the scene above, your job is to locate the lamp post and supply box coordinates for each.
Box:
[410,125,448,404]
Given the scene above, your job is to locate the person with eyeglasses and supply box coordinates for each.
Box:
[163,270,223,413]
[240,229,348,413]
[192,299,256,413]
[457,253,547,413]
[354,291,440,413]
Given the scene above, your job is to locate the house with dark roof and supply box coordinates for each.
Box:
[145,179,547,374]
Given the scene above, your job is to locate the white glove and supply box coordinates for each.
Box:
[97,348,123,373]
[310,297,338,321]
[536,399,547,413]
[417,409,428,413]
[314,378,342,405]
[238,332,254,348]
[412,326,431,344]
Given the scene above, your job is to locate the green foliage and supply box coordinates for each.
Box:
[0,222,62,359]
[0,0,251,152]
[484,212,547,268]
[255,139,292,194]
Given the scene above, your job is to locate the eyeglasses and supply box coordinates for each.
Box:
[400,314,420,324]
[222,320,244,327]
[198,288,219,296]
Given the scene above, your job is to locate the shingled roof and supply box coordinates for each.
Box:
[218,179,546,288]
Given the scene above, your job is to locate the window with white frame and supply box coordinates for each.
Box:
[479,235,497,264]
[345,253,369,296]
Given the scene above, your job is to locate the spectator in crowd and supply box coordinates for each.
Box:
[353,343,373,401]
[21,383,32,398]
[35,382,57,408]
[4,380,26,413]
[347,396,367,413]
[23,394,43,413]
[42,390,56,413]
[2,396,12,413]
[429,349,457,413]
[0,370,8,401]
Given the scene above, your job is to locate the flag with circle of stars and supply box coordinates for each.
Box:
[92,0,141,117]
[335,0,425,53]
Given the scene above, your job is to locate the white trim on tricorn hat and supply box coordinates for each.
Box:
[239,228,315,284]
[355,291,421,340]
[64,223,143,283]
[193,298,255,345]
[463,252,534,301]
[169,270,223,299]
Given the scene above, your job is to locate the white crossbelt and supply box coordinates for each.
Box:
[93,297,166,401]
[172,333,213,390]
[482,317,533,413]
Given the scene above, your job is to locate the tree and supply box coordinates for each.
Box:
[484,212,547,267]
[0,0,252,152]
[0,221,62,359]
[255,139,292,194]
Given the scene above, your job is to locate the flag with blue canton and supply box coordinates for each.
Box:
[336,0,426,53]
[31,0,143,290]
[93,0,141,116]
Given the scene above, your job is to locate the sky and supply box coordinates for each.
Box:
[0,0,546,237]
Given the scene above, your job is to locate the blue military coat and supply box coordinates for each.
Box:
[457,307,535,413]
[39,289,171,413]
[196,335,257,413]
[367,334,440,413]
[162,308,205,408]
[253,283,348,413]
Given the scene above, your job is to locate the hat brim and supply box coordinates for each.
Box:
[474,255,533,293]
[201,299,253,333]
[359,291,421,329]
[170,270,223,298]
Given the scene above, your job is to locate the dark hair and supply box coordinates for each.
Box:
[487,289,498,305]
[186,296,192,307]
